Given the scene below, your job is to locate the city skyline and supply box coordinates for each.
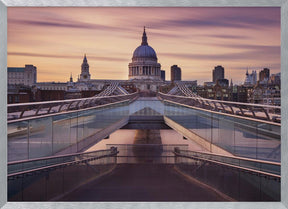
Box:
[8,7,280,84]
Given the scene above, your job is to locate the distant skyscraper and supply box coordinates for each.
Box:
[161,70,165,81]
[171,65,181,81]
[244,69,257,86]
[212,65,224,83]
[270,72,280,85]
[259,68,270,82]
[79,54,91,82]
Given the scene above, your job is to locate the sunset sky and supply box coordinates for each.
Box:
[7,7,280,84]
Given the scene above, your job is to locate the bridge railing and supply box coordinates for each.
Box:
[8,148,117,176]
[8,147,118,201]
[174,149,280,201]
[174,148,280,176]
[8,92,139,121]
[158,92,281,123]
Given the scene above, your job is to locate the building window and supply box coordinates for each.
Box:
[15,96,19,103]
[8,95,13,103]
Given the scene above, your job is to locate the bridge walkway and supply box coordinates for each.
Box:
[59,164,227,201]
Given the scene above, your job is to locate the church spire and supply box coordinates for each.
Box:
[141,26,148,46]
[83,54,87,62]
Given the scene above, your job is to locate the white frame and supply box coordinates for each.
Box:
[0,1,287,209]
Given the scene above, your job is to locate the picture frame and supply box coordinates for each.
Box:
[0,0,287,209]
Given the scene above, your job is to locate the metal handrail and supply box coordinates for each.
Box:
[8,92,138,121]
[174,152,280,179]
[174,149,280,176]
[8,148,118,177]
[8,92,138,107]
[8,99,131,123]
[175,149,280,166]
[158,92,281,123]
[159,92,281,110]
[8,152,118,178]
[8,149,113,165]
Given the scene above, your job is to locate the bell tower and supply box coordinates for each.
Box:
[79,54,91,82]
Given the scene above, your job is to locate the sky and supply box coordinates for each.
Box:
[7,7,280,84]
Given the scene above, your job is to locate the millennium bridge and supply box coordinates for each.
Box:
[7,82,281,201]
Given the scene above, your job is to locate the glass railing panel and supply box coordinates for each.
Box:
[8,121,29,162]
[256,123,281,162]
[8,163,23,174]
[8,99,130,162]
[28,117,53,159]
[233,120,257,160]
[217,115,235,154]
[52,114,72,154]
[195,111,212,143]
[211,114,220,147]
[82,110,94,140]
[76,111,84,142]
[69,112,78,153]
[260,162,280,175]
[163,100,280,162]
[174,153,280,201]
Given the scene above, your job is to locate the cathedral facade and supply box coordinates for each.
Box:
[128,27,162,81]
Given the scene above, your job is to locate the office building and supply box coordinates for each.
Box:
[212,65,224,83]
[259,68,270,82]
[171,65,181,81]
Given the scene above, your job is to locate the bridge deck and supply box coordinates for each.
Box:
[59,164,227,201]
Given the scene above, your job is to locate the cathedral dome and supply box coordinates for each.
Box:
[133,45,157,59]
[132,27,157,60]
[128,27,161,81]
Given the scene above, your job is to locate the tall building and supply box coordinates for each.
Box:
[270,72,280,85]
[79,54,91,82]
[244,69,257,86]
[128,27,161,80]
[171,65,181,81]
[212,65,224,83]
[8,65,37,86]
[259,68,270,82]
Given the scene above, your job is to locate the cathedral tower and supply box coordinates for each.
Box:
[79,54,90,82]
